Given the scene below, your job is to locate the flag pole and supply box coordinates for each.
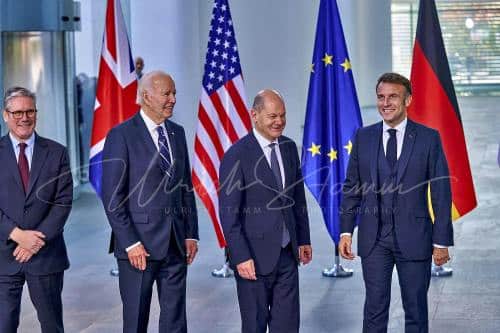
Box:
[322,243,353,278]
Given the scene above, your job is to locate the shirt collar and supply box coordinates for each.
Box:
[140,109,165,133]
[9,132,35,149]
[383,117,407,133]
[253,128,279,149]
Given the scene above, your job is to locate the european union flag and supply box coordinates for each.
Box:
[301,0,362,244]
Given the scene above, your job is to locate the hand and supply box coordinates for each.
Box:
[236,259,257,280]
[9,227,45,253]
[299,245,313,265]
[127,244,150,271]
[433,247,450,266]
[185,239,198,265]
[339,235,355,260]
[13,245,35,263]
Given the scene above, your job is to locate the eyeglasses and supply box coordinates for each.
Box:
[6,109,37,119]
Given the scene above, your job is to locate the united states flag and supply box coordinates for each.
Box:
[192,0,251,247]
[89,0,139,197]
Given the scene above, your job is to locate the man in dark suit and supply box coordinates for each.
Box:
[0,86,73,332]
[339,73,453,333]
[102,71,198,333]
[219,89,312,333]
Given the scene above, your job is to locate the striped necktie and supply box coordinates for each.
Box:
[156,126,172,179]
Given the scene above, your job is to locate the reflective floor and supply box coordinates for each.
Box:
[18,96,500,332]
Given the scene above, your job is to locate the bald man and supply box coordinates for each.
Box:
[219,90,312,333]
[101,71,198,333]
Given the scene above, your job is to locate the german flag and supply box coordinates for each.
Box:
[409,0,477,220]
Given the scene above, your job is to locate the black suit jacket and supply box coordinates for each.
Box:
[219,132,311,275]
[340,119,453,260]
[101,113,198,260]
[0,134,73,275]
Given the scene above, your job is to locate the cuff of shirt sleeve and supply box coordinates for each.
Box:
[340,233,352,238]
[433,244,447,248]
[185,238,198,242]
[126,241,141,252]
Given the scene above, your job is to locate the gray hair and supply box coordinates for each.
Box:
[252,89,284,111]
[136,70,173,104]
[3,86,36,110]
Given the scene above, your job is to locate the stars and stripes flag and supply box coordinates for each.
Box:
[301,0,362,244]
[409,0,477,220]
[89,0,139,197]
[192,0,251,248]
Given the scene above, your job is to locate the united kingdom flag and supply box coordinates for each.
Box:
[89,0,139,197]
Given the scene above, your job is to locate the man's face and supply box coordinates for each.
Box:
[135,58,144,74]
[251,94,286,141]
[3,96,37,141]
[142,74,176,124]
[376,82,411,127]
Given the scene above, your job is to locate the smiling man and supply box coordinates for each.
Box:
[219,89,312,333]
[0,86,73,333]
[101,71,198,333]
[338,73,453,333]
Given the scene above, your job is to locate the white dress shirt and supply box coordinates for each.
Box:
[253,128,285,189]
[9,132,35,169]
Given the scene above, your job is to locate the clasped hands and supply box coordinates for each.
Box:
[236,245,313,280]
[128,239,199,271]
[339,234,451,266]
[9,227,46,263]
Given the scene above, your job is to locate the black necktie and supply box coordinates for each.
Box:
[386,129,397,169]
[269,143,290,247]
[18,143,29,193]
[157,126,172,179]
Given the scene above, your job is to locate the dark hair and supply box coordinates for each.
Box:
[376,72,412,96]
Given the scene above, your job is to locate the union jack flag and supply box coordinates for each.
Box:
[89,0,139,197]
[192,0,251,247]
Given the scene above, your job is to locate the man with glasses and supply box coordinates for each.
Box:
[0,86,73,332]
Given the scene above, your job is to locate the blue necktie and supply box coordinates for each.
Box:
[386,129,397,169]
[269,143,290,247]
[157,126,172,179]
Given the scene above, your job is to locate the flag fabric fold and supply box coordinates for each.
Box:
[409,0,477,220]
[192,0,251,248]
[89,0,139,197]
[301,0,362,244]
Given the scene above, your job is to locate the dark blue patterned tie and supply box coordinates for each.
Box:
[157,126,172,179]
[387,129,397,169]
[269,143,290,247]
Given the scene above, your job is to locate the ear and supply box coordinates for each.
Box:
[2,110,8,123]
[250,108,258,121]
[405,95,412,108]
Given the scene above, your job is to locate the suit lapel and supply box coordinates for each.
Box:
[396,120,417,184]
[132,114,158,157]
[246,133,280,191]
[370,122,383,187]
[278,136,294,189]
[26,134,49,197]
[0,135,24,191]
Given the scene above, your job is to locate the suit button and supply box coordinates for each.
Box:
[24,209,28,214]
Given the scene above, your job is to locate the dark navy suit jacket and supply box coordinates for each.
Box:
[340,119,453,260]
[0,134,73,275]
[101,113,198,260]
[219,133,311,275]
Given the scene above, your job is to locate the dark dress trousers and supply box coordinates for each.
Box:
[340,119,453,333]
[219,132,311,333]
[102,113,198,333]
[0,134,73,333]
